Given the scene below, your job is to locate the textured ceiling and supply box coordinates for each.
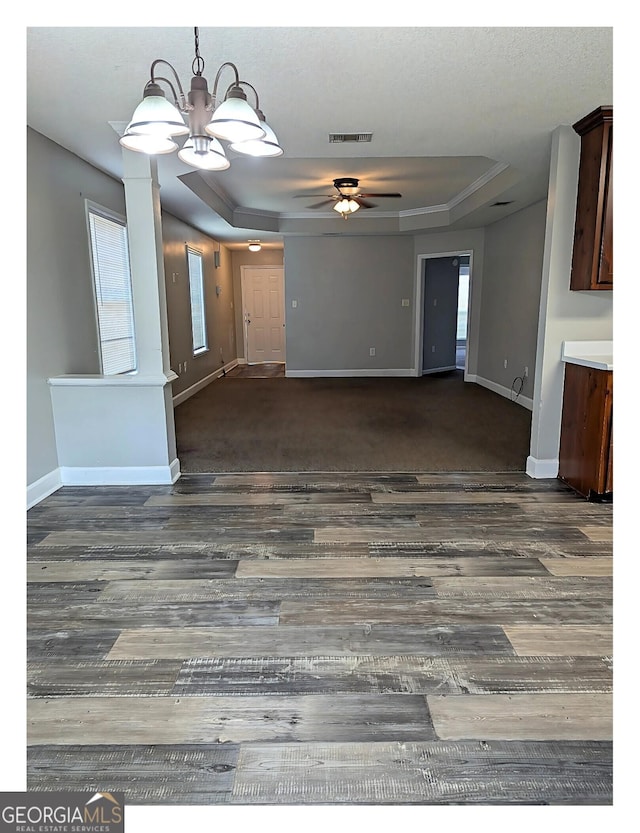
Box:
[26,26,613,248]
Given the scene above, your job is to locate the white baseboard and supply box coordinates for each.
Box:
[27,468,63,509]
[526,455,559,479]
[285,368,415,378]
[59,461,181,486]
[173,359,239,406]
[27,460,181,508]
[467,374,533,411]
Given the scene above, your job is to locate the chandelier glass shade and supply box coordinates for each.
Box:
[177,136,230,170]
[119,129,178,154]
[119,28,283,172]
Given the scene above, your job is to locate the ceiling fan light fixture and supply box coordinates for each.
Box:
[334,198,360,216]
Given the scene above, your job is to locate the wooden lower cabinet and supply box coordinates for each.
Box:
[558,362,612,500]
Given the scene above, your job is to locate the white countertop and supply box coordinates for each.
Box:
[561,340,613,371]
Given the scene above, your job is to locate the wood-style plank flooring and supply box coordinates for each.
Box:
[26,472,613,805]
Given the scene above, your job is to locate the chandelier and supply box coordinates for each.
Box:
[119,27,283,170]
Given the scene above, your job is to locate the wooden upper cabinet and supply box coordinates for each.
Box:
[570,106,613,291]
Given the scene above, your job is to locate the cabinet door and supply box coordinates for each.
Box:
[570,106,613,291]
[558,364,612,499]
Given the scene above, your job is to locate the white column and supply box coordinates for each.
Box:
[121,149,172,377]
[47,149,180,486]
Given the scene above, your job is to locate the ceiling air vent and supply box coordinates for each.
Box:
[329,132,373,143]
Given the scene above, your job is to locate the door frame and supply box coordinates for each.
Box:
[240,264,286,364]
[413,250,475,378]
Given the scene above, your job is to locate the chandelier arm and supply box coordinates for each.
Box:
[211,62,241,106]
[237,80,259,110]
[149,60,189,109]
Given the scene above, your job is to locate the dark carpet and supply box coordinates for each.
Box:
[174,371,532,472]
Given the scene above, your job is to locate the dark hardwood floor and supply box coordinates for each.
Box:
[26,472,613,805]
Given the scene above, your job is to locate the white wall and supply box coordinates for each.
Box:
[528,125,613,477]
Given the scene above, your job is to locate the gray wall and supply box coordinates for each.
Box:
[477,200,547,399]
[162,214,236,398]
[283,236,415,372]
[27,128,127,485]
[231,248,285,360]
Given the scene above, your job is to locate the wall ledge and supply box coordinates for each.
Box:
[48,371,178,387]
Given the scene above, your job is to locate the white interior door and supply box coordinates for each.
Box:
[241,266,286,364]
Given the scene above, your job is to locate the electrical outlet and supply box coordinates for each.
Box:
[178,362,182,373]
[402,298,410,307]
[184,361,187,372]
[504,359,508,368]
[524,366,529,377]
[369,347,376,357]
[292,300,298,308]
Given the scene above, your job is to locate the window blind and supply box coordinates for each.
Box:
[187,248,207,354]
[87,209,137,375]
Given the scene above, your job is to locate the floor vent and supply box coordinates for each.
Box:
[329,132,373,143]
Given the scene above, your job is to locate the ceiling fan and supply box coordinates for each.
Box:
[297,177,402,218]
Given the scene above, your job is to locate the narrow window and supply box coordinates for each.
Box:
[86,202,137,375]
[187,247,208,354]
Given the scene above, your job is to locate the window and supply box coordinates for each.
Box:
[187,247,208,354]
[86,202,137,375]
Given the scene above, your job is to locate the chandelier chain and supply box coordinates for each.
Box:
[192,27,205,76]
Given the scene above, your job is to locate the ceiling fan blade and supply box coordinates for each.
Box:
[355,198,377,209]
[293,194,335,198]
[307,199,336,209]
[358,192,403,198]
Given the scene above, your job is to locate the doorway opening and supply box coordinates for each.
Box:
[413,250,474,377]
[456,256,471,370]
